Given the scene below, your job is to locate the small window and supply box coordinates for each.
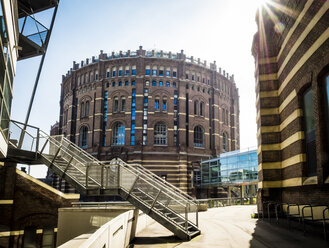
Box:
[159,69,164,77]
[192,85,194,90]
[152,69,157,76]
[152,80,157,86]
[125,81,129,86]
[155,97,160,111]
[131,80,136,86]
[132,66,136,76]
[145,69,150,75]
[114,97,119,112]
[166,81,170,87]
[95,71,99,80]
[222,132,228,152]
[121,97,126,112]
[185,73,189,79]
[172,82,176,88]
[112,81,116,87]
[192,75,195,81]
[85,101,90,117]
[197,87,200,91]
[194,101,198,115]
[112,70,116,77]
[119,70,123,76]
[200,102,204,116]
[159,81,164,86]
[79,126,88,149]
[81,102,85,118]
[173,71,177,78]
[106,70,110,78]
[162,97,167,111]
[166,70,170,77]
[125,69,130,76]
[119,81,122,86]
[145,80,150,86]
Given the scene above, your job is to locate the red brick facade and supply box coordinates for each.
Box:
[58,47,240,194]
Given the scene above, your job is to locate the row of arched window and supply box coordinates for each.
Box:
[78,123,231,149]
[194,101,205,116]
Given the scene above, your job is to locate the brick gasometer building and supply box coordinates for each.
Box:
[253,0,329,207]
[57,46,240,194]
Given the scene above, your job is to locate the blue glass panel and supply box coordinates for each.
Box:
[152,81,156,86]
[145,69,150,75]
[152,69,157,76]
[125,81,129,86]
[132,69,136,75]
[119,70,123,76]
[166,81,170,87]
[119,81,122,86]
[166,71,170,77]
[159,81,163,86]
[131,81,136,86]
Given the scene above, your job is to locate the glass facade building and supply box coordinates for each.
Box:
[195,148,258,187]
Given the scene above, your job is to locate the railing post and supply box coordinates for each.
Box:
[100,163,104,188]
[196,201,199,227]
[39,139,48,154]
[86,164,89,188]
[35,128,40,158]
[117,163,121,188]
[185,203,188,231]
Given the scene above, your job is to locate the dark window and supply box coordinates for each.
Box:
[121,97,126,112]
[145,69,150,75]
[125,81,129,86]
[222,132,228,152]
[194,126,204,147]
[154,122,167,145]
[114,97,119,112]
[119,81,122,86]
[159,69,164,76]
[166,81,170,87]
[186,74,189,79]
[194,101,198,115]
[112,70,116,77]
[200,102,204,116]
[85,101,89,117]
[132,69,136,75]
[172,82,176,88]
[125,69,130,76]
[303,88,317,176]
[131,80,136,86]
[79,126,88,149]
[119,70,123,76]
[80,102,85,118]
[106,71,110,78]
[112,81,116,87]
[173,71,177,78]
[152,80,156,86]
[112,122,125,145]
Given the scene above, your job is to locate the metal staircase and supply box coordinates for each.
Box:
[7,120,200,240]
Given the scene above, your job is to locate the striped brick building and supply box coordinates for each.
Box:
[253,0,329,205]
[57,47,240,194]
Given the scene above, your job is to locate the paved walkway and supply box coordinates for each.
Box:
[132,205,329,248]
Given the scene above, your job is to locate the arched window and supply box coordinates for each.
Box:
[85,101,89,117]
[155,96,160,111]
[113,97,119,112]
[112,122,125,145]
[154,122,167,145]
[121,97,126,112]
[222,132,228,152]
[222,109,225,124]
[194,126,204,147]
[303,87,317,176]
[194,100,199,115]
[162,97,167,111]
[80,102,85,118]
[79,126,88,149]
[200,102,204,116]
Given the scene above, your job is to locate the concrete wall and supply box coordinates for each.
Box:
[58,210,156,248]
[56,206,135,246]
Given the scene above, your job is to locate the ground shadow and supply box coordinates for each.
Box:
[131,235,181,245]
[249,218,329,248]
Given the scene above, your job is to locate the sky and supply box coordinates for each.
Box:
[13,0,260,177]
